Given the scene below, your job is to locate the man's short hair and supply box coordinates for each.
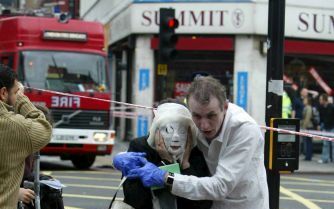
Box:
[0,64,18,90]
[186,76,227,110]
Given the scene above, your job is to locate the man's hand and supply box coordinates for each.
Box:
[113,152,147,176]
[18,188,35,204]
[155,130,173,163]
[181,127,192,169]
[127,162,167,187]
[17,82,25,95]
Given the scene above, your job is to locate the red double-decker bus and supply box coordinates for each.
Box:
[0,14,115,169]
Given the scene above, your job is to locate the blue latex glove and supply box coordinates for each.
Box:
[127,162,167,188]
[113,152,148,176]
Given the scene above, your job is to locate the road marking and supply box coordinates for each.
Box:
[289,188,334,195]
[282,176,334,184]
[42,171,52,176]
[305,199,334,204]
[65,183,122,190]
[281,196,334,204]
[280,186,321,209]
[65,207,83,209]
[54,175,121,182]
[282,181,334,187]
[63,193,123,201]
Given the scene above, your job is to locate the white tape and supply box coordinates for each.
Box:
[259,125,334,142]
[268,80,283,96]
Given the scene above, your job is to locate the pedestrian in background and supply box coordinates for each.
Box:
[301,97,313,161]
[282,89,292,118]
[291,88,304,120]
[318,93,334,163]
[115,76,269,209]
[0,65,52,209]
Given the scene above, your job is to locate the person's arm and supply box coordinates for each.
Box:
[122,138,154,209]
[178,147,213,209]
[181,147,210,177]
[171,123,261,201]
[14,94,52,153]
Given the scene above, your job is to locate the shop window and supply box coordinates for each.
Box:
[154,50,234,102]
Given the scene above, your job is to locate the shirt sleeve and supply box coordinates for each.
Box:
[171,123,261,201]
[14,94,52,153]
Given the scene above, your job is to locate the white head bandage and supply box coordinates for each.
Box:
[147,103,197,162]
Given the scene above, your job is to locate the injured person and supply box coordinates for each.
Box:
[113,100,212,209]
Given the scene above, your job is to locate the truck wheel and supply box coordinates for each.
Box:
[71,155,96,169]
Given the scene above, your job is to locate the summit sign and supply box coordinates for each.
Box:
[132,3,252,34]
[109,2,334,44]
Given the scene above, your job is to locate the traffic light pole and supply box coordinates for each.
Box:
[157,8,178,101]
[264,0,286,209]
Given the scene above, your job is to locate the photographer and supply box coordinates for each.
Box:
[0,65,52,208]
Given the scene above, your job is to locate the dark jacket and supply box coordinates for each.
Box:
[319,103,334,130]
[123,136,212,209]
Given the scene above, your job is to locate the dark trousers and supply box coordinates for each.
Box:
[303,136,313,161]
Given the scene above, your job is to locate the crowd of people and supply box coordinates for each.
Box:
[282,86,334,163]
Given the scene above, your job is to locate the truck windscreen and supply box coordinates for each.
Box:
[21,51,109,93]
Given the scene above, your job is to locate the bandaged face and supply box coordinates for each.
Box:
[159,121,188,162]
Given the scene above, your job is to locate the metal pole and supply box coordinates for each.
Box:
[264,0,286,209]
[34,151,41,209]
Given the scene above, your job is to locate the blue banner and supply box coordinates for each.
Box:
[237,71,248,111]
[139,68,149,91]
[137,115,148,137]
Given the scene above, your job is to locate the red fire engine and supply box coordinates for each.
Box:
[0,14,115,169]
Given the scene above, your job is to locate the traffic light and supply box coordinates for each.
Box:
[159,8,179,63]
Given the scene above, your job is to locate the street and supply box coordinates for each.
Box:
[40,154,334,209]
[40,156,123,209]
[280,174,334,209]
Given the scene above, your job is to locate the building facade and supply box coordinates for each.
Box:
[83,0,334,140]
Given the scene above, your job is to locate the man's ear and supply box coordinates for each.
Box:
[0,87,7,101]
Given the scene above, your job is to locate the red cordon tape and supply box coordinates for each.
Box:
[25,86,334,142]
[259,125,334,142]
[25,86,155,110]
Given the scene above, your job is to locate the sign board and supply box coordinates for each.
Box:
[236,71,248,111]
[139,68,150,90]
[157,64,168,75]
[109,2,334,44]
[137,115,148,137]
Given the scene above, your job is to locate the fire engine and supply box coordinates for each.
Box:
[0,13,115,169]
